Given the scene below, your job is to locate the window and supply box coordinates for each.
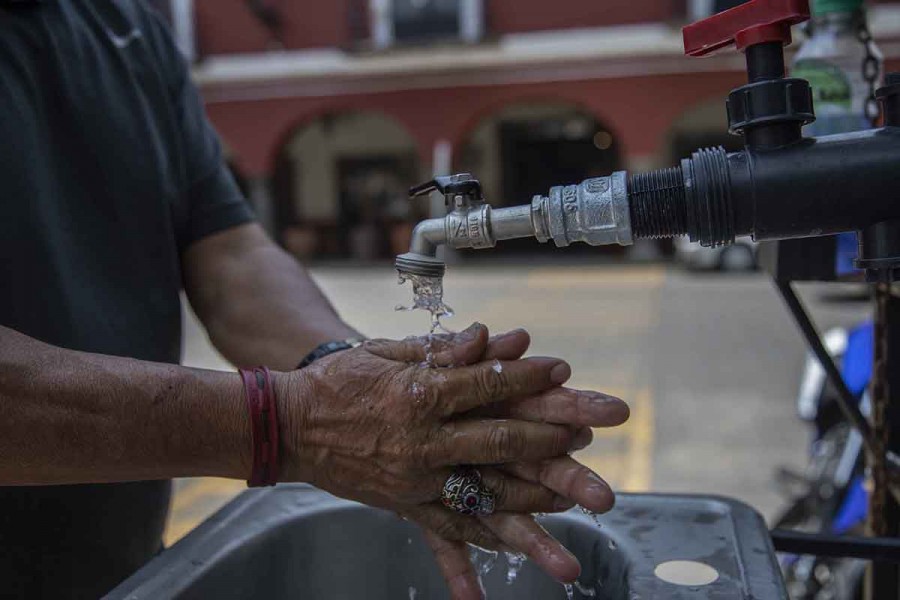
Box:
[370,0,483,49]
[688,0,749,22]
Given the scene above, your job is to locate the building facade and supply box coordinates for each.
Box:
[166,0,900,259]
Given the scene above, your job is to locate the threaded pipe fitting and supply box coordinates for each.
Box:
[629,167,689,239]
[684,147,734,248]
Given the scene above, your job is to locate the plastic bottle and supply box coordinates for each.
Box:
[791,0,882,275]
[792,0,882,135]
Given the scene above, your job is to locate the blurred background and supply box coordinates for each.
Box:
[145,0,900,548]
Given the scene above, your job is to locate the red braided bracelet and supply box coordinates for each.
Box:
[239,367,280,487]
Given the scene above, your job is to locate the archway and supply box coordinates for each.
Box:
[272,111,423,260]
[665,96,744,164]
[456,101,623,256]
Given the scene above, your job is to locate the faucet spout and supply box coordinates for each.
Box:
[395,218,448,278]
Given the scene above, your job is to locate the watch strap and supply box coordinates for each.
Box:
[297,338,365,369]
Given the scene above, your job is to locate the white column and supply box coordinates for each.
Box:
[431,139,453,218]
[370,0,394,50]
[688,0,714,22]
[171,0,196,62]
[460,0,484,44]
[431,138,460,263]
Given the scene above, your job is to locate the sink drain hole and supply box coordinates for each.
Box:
[653,560,719,586]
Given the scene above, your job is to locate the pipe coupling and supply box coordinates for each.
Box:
[532,171,633,247]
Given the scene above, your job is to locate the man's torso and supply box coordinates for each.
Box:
[0,2,211,596]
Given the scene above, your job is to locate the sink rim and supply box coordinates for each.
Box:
[108,485,787,600]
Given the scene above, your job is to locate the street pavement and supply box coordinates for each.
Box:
[167,263,871,546]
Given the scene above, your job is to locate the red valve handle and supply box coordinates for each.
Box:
[683,0,810,57]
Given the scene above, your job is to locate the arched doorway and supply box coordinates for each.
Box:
[272,111,422,261]
[666,97,744,164]
[457,102,622,256]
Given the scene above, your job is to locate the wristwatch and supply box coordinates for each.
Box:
[297,337,366,369]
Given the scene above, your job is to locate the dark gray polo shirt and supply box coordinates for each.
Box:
[0,1,253,596]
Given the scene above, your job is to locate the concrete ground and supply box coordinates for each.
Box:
[166,263,871,546]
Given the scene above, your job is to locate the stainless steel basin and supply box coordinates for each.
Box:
[109,485,787,599]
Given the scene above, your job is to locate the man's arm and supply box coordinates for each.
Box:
[0,325,250,485]
[183,223,360,371]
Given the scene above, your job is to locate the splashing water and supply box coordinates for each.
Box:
[575,581,597,597]
[504,552,527,585]
[492,359,503,374]
[410,382,426,404]
[564,583,575,599]
[397,273,455,368]
[468,545,498,597]
[578,505,603,527]
[608,539,617,551]
[468,545,499,577]
[397,273,455,329]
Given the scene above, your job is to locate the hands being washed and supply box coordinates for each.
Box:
[281,323,629,600]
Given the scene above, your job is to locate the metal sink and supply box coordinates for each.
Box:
[109,484,787,599]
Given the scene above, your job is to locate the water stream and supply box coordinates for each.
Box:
[504,552,527,585]
[398,273,596,599]
[397,273,455,367]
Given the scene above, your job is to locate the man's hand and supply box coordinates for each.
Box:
[276,330,580,513]
[379,324,629,599]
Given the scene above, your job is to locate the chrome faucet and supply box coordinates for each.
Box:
[395,172,635,278]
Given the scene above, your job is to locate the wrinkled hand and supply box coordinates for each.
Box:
[363,324,630,599]
[277,328,583,516]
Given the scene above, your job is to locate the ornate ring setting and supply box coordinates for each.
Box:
[441,467,496,516]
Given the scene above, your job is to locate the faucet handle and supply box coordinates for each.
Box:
[409,173,483,200]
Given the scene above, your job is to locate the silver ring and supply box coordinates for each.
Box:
[441,468,496,516]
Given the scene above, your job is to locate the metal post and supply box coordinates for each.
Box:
[867,283,900,599]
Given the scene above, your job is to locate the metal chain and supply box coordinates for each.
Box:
[857,14,881,127]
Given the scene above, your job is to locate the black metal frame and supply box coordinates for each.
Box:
[771,277,900,594]
[772,529,900,563]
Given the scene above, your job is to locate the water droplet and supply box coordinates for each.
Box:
[407,537,412,545]
[468,545,499,577]
[564,583,574,600]
[608,539,617,551]
[575,581,596,597]
[504,552,527,585]
[492,359,503,374]
[577,505,603,527]
[411,382,426,403]
[408,586,417,599]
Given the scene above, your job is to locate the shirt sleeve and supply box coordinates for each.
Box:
[143,7,256,250]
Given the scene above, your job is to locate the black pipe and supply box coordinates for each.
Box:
[745,42,786,83]
[736,129,900,241]
[772,529,900,563]
[629,167,687,239]
[744,122,803,149]
[878,73,900,128]
[627,128,900,248]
